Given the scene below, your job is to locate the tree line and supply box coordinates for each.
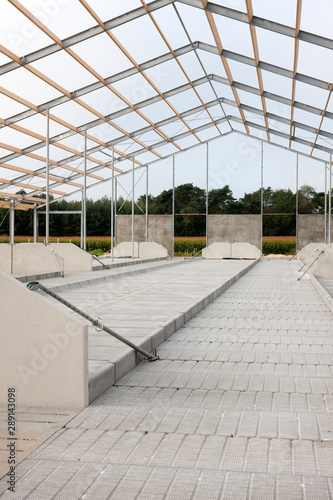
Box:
[0,184,327,238]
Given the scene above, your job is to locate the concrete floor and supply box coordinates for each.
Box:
[1,260,333,498]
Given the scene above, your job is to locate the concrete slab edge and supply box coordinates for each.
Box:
[92,256,167,271]
[88,258,259,404]
[49,258,190,293]
[309,274,333,316]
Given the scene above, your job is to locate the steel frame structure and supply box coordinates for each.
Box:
[0,0,332,243]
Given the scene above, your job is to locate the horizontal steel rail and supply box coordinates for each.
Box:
[26,281,159,361]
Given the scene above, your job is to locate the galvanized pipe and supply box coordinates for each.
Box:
[83,130,87,251]
[146,165,149,243]
[172,155,175,259]
[260,141,264,255]
[111,145,114,261]
[328,153,332,245]
[296,153,299,253]
[132,158,135,259]
[26,281,159,361]
[206,142,209,246]
[325,163,327,244]
[33,204,38,243]
[9,201,14,245]
[46,109,50,244]
[115,178,118,247]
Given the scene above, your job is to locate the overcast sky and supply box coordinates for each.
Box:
[0,0,332,204]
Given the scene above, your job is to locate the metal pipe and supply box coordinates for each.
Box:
[46,109,50,244]
[328,153,332,245]
[33,204,38,243]
[83,130,87,251]
[206,142,209,246]
[111,145,114,261]
[260,141,264,255]
[298,250,325,280]
[325,163,328,244]
[9,201,14,245]
[81,191,84,249]
[26,281,159,361]
[146,165,149,243]
[172,155,175,259]
[132,157,135,259]
[296,153,299,253]
[115,178,117,247]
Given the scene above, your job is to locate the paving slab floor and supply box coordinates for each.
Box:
[2,260,333,499]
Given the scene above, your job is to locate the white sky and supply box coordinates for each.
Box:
[0,0,332,204]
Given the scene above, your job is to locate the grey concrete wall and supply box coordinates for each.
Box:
[207,215,261,248]
[0,270,88,409]
[298,214,328,248]
[116,215,173,255]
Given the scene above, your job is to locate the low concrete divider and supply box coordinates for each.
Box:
[88,258,260,403]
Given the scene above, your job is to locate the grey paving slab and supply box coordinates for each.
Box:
[4,260,333,499]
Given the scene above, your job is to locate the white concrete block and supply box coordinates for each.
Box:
[203,241,260,260]
[49,243,92,274]
[138,242,168,259]
[113,242,139,258]
[297,242,326,261]
[0,270,88,409]
[306,246,333,278]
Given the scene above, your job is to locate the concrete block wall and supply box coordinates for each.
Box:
[116,215,173,255]
[207,214,261,248]
[0,270,88,409]
[298,214,328,249]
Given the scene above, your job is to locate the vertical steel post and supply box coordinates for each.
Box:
[132,158,135,259]
[46,109,50,244]
[146,165,149,243]
[33,204,38,243]
[206,142,209,247]
[115,178,117,247]
[296,153,299,253]
[111,146,114,261]
[325,163,328,244]
[329,153,332,245]
[172,156,175,259]
[80,191,84,249]
[9,201,14,245]
[260,141,264,255]
[83,130,87,251]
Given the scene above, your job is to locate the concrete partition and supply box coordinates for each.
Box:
[207,215,261,248]
[298,215,328,249]
[116,215,173,255]
[0,270,88,409]
[0,243,92,276]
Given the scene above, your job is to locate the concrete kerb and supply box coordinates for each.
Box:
[309,274,333,316]
[88,258,260,404]
[88,363,116,404]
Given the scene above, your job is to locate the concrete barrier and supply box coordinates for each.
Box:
[207,214,261,248]
[113,242,139,258]
[139,242,168,259]
[297,242,326,261]
[306,245,333,279]
[0,243,92,276]
[0,270,88,409]
[203,242,260,260]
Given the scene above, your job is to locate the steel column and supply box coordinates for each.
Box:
[172,156,175,259]
[132,158,135,259]
[81,191,84,249]
[33,204,38,243]
[296,153,299,253]
[111,146,114,261]
[9,201,14,245]
[46,109,50,244]
[83,130,87,251]
[115,178,117,247]
[325,163,327,244]
[206,142,209,246]
[328,153,332,245]
[260,141,264,255]
[146,166,149,242]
